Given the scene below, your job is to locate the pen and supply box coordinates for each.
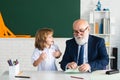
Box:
[7,59,13,66]
[15,76,30,78]
[70,76,84,79]
[15,59,19,65]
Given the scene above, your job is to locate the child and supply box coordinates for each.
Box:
[32,28,62,71]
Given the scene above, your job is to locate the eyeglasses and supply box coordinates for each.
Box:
[73,27,88,34]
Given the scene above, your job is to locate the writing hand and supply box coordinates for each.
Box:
[78,63,90,72]
[67,62,78,69]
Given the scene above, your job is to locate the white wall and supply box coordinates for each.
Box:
[0,38,70,75]
[81,0,120,69]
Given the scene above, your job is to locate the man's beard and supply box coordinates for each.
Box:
[74,36,88,45]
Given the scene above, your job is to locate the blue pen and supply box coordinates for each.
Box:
[7,60,11,66]
[7,59,13,66]
[10,59,13,66]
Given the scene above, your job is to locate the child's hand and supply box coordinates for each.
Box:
[40,52,47,60]
[53,51,61,58]
[33,52,47,67]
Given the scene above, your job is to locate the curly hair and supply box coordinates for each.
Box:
[35,28,53,50]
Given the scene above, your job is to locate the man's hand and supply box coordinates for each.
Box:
[78,63,90,72]
[67,62,78,69]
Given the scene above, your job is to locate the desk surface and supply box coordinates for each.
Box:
[1,70,120,80]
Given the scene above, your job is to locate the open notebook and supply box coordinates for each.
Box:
[65,67,82,74]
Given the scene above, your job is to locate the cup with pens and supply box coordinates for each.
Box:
[7,59,20,78]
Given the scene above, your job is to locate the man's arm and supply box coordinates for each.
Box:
[60,41,71,71]
[89,38,109,71]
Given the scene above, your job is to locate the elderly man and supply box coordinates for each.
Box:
[60,19,109,72]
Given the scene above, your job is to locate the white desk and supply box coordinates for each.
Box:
[0,70,120,80]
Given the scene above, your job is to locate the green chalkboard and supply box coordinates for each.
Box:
[0,0,80,37]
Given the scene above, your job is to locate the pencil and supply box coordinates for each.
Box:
[15,76,30,78]
[70,76,84,79]
[18,71,23,75]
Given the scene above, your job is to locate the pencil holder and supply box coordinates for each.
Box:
[9,64,20,77]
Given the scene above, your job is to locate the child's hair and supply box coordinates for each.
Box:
[35,28,53,50]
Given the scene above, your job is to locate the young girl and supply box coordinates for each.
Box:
[32,28,62,71]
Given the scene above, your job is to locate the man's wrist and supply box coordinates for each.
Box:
[65,64,69,71]
[88,64,91,72]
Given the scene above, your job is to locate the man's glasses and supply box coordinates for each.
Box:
[73,27,88,34]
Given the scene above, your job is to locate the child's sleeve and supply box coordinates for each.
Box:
[54,44,60,51]
[31,49,41,64]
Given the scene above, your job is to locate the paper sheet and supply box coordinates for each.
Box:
[65,68,81,74]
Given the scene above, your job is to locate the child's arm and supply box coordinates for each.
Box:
[53,50,62,59]
[33,52,47,67]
